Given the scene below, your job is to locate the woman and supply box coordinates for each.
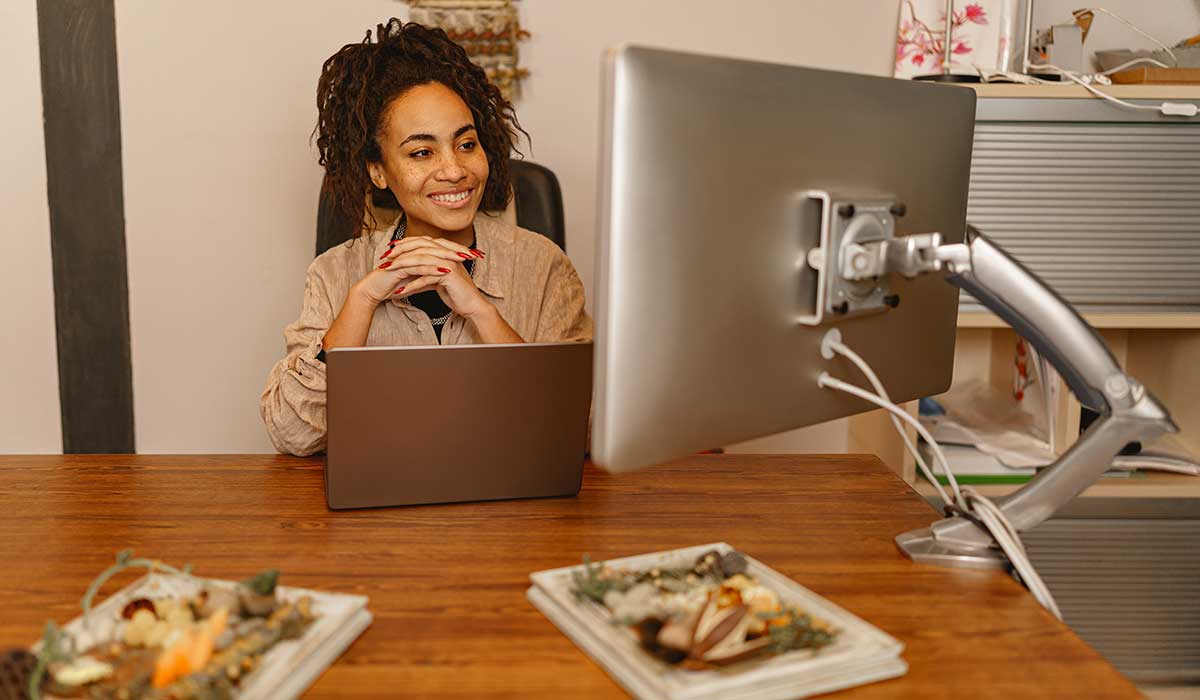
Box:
[261,20,591,456]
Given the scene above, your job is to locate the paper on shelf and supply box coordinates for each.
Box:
[1111,433,1200,475]
[923,380,1055,469]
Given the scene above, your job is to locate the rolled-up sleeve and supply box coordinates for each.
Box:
[533,252,593,343]
[260,263,337,456]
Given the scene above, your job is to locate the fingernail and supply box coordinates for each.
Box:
[379,261,392,269]
[437,267,450,273]
[393,286,405,294]
[456,252,472,260]
[472,249,485,258]
[379,248,392,260]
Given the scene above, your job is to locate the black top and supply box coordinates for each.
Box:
[406,255,475,343]
[389,221,475,343]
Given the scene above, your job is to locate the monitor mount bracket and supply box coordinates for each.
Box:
[803,191,1178,570]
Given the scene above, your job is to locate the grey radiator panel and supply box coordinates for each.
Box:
[963,121,1200,311]
[1022,518,1200,684]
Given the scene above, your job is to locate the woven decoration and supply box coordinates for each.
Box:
[406,0,530,99]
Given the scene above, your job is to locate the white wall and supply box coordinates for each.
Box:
[114,0,906,453]
[516,0,907,455]
[0,0,63,453]
[115,0,398,452]
[517,0,903,300]
[103,0,1200,453]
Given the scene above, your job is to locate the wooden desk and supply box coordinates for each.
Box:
[0,454,1137,699]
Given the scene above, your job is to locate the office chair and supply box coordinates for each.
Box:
[316,159,565,257]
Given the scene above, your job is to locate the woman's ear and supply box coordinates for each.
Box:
[367,161,388,190]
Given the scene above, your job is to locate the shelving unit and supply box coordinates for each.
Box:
[885,83,1200,690]
[872,83,1200,495]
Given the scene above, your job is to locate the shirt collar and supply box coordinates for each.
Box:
[471,214,508,300]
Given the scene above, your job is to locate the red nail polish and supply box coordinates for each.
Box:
[457,252,472,260]
[472,250,485,258]
[379,261,392,269]
[379,249,392,260]
[437,267,450,273]
[393,286,405,294]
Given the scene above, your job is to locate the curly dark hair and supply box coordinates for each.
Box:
[315,19,526,235]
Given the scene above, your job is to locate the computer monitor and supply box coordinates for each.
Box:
[590,45,977,473]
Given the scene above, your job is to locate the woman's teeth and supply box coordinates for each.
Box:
[431,190,470,203]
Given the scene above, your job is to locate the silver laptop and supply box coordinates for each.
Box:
[325,342,592,509]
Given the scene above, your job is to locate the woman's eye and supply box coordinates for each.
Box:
[459,140,477,152]
[410,149,432,158]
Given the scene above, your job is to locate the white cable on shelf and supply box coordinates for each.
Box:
[1086,7,1179,66]
[987,63,1200,118]
[1010,7,1198,118]
[816,336,1063,619]
[1097,56,1172,76]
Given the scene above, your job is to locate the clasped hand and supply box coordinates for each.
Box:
[356,236,492,319]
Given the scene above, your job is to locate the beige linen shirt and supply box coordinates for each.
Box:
[260,214,592,456]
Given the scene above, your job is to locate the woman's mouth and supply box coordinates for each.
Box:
[429,187,475,209]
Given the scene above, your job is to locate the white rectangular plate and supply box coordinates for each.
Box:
[38,573,371,700]
[528,542,906,700]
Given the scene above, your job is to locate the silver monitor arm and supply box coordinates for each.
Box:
[887,226,1178,569]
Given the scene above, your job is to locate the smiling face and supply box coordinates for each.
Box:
[368,82,490,241]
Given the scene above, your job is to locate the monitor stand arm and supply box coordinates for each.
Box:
[892,226,1178,570]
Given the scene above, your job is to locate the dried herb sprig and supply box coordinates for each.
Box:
[570,555,634,604]
[27,621,73,700]
[757,608,837,654]
[81,549,196,625]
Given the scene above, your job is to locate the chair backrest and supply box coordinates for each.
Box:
[315,158,565,257]
[508,159,566,251]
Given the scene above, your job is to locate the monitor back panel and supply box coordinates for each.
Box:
[592,46,976,471]
[326,342,592,509]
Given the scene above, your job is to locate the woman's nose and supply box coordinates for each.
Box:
[437,152,467,181]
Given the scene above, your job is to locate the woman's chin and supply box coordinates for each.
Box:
[422,205,479,233]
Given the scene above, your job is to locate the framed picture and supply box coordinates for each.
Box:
[894,0,1025,78]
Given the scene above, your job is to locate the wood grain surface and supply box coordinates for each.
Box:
[0,454,1139,699]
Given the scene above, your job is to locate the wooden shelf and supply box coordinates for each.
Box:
[958,310,1200,329]
[961,83,1200,99]
[914,471,1200,501]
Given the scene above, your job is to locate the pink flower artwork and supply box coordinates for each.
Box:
[893,0,1018,78]
[961,3,988,24]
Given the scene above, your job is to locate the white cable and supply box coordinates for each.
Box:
[1085,7,1178,67]
[1029,63,1199,117]
[1017,7,1197,117]
[975,66,1199,117]
[823,337,959,508]
[817,373,967,510]
[1097,56,1172,76]
[1030,63,1159,111]
[963,487,1063,618]
[817,358,1063,618]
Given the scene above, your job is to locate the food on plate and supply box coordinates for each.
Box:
[24,551,318,700]
[571,549,837,669]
